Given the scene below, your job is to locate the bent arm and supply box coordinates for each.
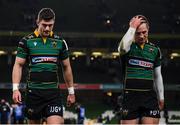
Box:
[118,27,136,55]
[154,66,164,101]
[118,16,144,55]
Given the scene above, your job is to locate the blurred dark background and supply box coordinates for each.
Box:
[0,0,180,118]
[0,0,180,33]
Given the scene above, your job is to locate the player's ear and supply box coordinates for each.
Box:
[36,19,39,26]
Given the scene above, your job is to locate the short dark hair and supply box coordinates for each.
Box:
[37,8,55,21]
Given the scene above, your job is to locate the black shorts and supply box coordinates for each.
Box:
[25,89,63,120]
[121,90,160,120]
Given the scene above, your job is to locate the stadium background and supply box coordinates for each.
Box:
[0,0,180,124]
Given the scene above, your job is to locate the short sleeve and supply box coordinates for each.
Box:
[154,47,162,68]
[16,38,28,59]
[60,39,69,60]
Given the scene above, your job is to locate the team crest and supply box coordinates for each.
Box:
[149,48,154,52]
[52,41,57,48]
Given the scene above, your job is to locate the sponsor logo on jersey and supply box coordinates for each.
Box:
[129,59,153,68]
[33,42,37,46]
[19,41,24,45]
[27,35,34,39]
[54,35,60,39]
[32,57,57,63]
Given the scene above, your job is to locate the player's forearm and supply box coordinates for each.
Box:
[63,66,73,87]
[118,27,136,54]
[154,66,164,100]
[12,63,23,91]
[63,65,74,95]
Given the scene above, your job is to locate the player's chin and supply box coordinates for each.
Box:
[137,39,146,44]
[43,32,50,37]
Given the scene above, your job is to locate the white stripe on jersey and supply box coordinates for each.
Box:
[63,39,68,50]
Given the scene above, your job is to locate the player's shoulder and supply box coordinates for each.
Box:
[21,33,36,42]
[51,33,67,44]
[147,42,162,55]
[147,41,160,49]
[18,33,33,45]
[51,33,63,40]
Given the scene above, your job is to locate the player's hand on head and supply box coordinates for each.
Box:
[66,94,75,107]
[12,90,22,104]
[129,16,144,29]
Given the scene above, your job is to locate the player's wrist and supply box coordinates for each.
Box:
[12,83,19,91]
[159,96,164,101]
[68,86,75,95]
[129,27,136,31]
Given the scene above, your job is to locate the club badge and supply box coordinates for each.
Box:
[52,41,57,48]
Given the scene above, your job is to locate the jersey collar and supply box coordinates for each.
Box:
[136,40,149,49]
[34,29,53,38]
[34,29,53,43]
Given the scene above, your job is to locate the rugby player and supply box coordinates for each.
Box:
[118,15,164,124]
[12,8,75,124]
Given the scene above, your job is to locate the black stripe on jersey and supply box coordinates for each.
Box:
[125,79,154,90]
[29,71,58,82]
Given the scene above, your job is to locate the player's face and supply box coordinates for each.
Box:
[37,19,55,37]
[135,23,149,44]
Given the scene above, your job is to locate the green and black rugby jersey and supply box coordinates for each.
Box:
[120,42,162,91]
[16,30,69,89]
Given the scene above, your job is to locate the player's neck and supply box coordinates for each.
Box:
[136,42,145,49]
